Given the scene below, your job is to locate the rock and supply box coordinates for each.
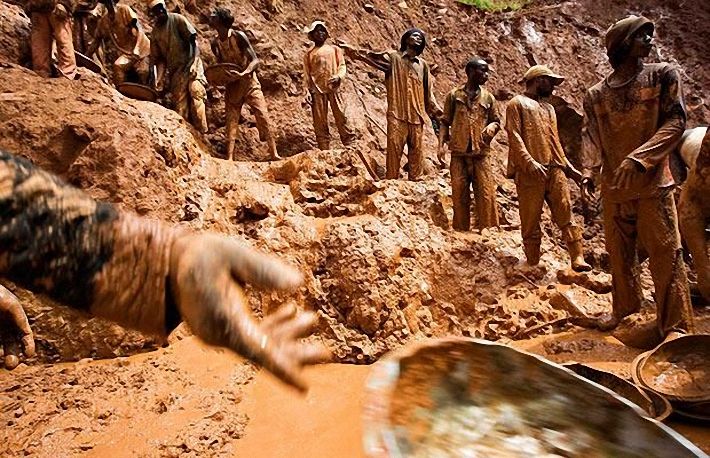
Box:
[363,3,375,13]
[398,1,408,9]
[556,269,612,294]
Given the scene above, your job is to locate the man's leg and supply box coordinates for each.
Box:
[406,122,424,181]
[133,57,150,86]
[638,189,695,337]
[329,91,356,146]
[450,156,472,231]
[472,154,499,229]
[311,92,330,150]
[30,13,53,77]
[113,55,131,84]
[189,79,208,134]
[601,199,644,327]
[224,92,243,161]
[50,10,77,79]
[246,85,279,160]
[385,116,408,179]
[515,174,546,265]
[546,168,591,272]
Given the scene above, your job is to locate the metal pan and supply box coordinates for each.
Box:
[205,63,242,87]
[117,82,159,102]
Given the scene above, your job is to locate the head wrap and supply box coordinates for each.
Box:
[605,15,654,58]
[400,28,426,55]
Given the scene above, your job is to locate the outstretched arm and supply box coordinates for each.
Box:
[0,152,328,389]
[337,41,391,73]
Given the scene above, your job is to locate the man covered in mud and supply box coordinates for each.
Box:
[148,0,208,133]
[0,151,329,387]
[302,20,355,150]
[85,0,151,85]
[209,8,280,161]
[581,16,695,338]
[25,0,77,79]
[439,57,500,230]
[678,127,710,303]
[340,29,442,180]
[506,65,591,272]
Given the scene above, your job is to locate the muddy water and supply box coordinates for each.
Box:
[235,364,370,457]
[2,333,708,457]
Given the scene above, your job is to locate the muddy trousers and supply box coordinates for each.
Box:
[113,54,150,85]
[226,81,274,151]
[450,155,499,230]
[603,188,695,336]
[515,167,583,264]
[311,91,355,150]
[172,78,208,134]
[386,116,424,180]
[31,11,77,79]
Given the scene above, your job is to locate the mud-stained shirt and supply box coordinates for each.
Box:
[581,64,686,202]
[303,43,347,95]
[0,151,180,336]
[150,13,198,75]
[94,4,150,58]
[442,86,500,156]
[349,48,441,125]
[505,94,568,174]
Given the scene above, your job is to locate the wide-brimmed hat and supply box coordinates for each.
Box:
[519,64,565,85]
[303,20,327,35]
[605,15,654,58]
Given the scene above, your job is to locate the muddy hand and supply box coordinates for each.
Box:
[580,177,595,203]
[528,160,548,181]
[170,234,330,391]
[612,158,641,190]
[0,285,35,370]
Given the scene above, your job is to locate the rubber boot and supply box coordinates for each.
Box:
[523,243,541,266]
[567,239,592,272]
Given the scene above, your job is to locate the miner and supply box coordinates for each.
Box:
[506,65,591,272]
[581,16,695,337]
[439,57,501,230]
[26,0,77,79]
[678,127,710,303]
[209,8,280,161]
[86,0,151,84]
[0,151,329,388]
[148,0,208,133]
[340,29,443,180]
[302,20,355,150]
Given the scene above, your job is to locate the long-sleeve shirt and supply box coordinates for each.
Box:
[0,151,180,336]
[505,94,568,175]
[581,63,686,202]
[303,43,347,95]
[348,48,441,125]
[441,86,500,156]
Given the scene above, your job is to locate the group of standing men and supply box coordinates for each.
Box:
[23,2,698,343]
